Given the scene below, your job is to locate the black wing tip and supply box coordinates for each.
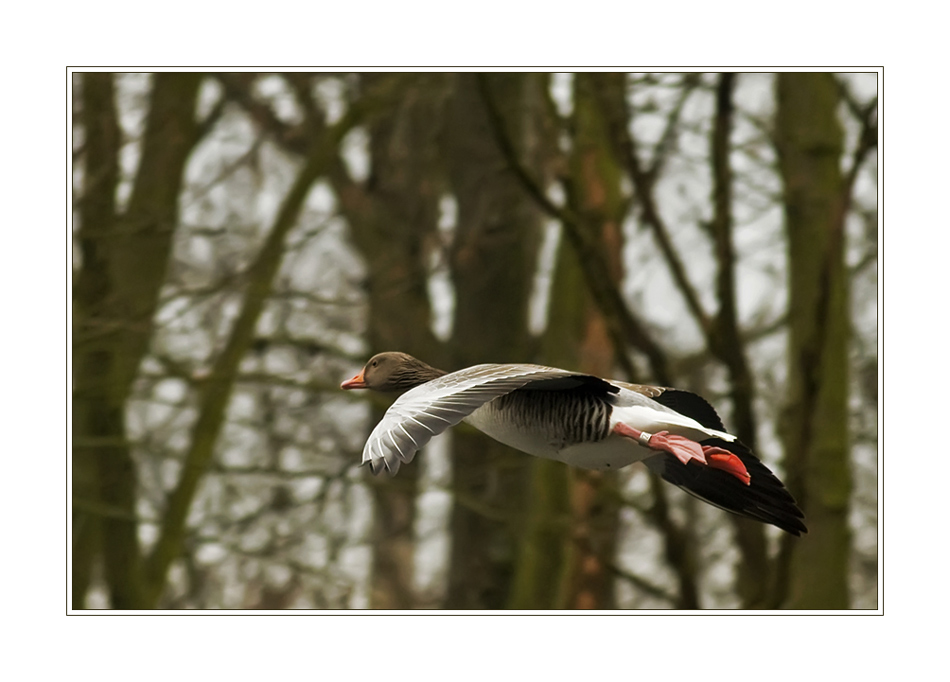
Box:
[764,508,808,536]
[781,516,808,536]
[658,438,807,536]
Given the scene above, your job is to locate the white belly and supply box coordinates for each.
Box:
[551,436,654,471]
[464,404,653,471]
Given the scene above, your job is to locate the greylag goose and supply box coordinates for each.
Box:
[341,352,806,535]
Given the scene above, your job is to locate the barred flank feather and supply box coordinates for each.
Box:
[492,390,612,447]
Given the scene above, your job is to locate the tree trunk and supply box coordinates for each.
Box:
[707,73,770,607]
[334,73,447,608]
[443,74,542,609]
[507,74,628,609]
[775,73,851,609]
[73,72,120,609]
[558,73,626,610]
[73,73,203,608]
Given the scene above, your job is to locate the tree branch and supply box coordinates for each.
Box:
[841,92,878,217]
[475,73,671,383]
[143,112,359,605]
[215,73,314,154]
[594,73,713,338]
[646,474,700,609]
[605,561,678,605]
[647,73,703,179]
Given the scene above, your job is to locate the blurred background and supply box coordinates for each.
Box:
[71,71,877,610]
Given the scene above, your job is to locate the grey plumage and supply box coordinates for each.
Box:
[360,364,607,475]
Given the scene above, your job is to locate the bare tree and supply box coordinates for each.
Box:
[71,71,877,610]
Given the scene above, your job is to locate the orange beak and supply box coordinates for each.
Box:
[340,369,367,390]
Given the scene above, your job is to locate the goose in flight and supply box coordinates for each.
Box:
[341,352,806,535]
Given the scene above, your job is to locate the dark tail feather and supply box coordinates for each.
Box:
[643,438,807,536]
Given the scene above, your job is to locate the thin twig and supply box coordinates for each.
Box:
[605,561,678,604]
[594,74,713,338]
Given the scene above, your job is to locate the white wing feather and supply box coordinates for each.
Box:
[361,364,586,475]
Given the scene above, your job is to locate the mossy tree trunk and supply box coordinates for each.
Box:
[775,73,852,609]
[73,73,203,608]
[442,74,543,609]
[507,74,628,609]
[557,73,626,610]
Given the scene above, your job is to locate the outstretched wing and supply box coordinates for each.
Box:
[361,364,613,475]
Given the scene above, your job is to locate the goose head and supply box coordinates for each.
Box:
[340,352,446,393]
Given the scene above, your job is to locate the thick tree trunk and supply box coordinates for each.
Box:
[334,74,447,608]
[73,72,120,609]
[775,73,852,609]
[558,74,625,610]
[73,74,203,608]
[443,74,541,609]
[507,74,628,610]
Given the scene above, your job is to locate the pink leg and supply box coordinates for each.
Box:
[613,423,706,466]
[613,423,751,485]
